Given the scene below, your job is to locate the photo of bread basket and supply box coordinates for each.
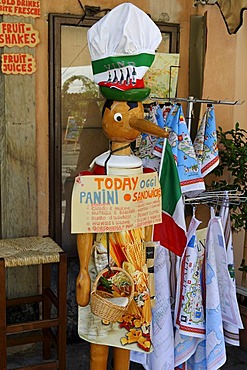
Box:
[91,266,134,322]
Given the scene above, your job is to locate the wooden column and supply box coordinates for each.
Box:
[0,15,38,299]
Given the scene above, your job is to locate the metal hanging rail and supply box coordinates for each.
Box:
[184,190,247,206]
[149,95,245,133]
[149,96,245,105]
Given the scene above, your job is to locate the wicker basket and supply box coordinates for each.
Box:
[91,267,134,322]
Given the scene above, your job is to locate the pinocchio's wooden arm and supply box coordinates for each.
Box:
[144,225,153,242]
[76,233,94,307]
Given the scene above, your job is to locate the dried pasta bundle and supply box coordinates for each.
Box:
[112,229,146,270]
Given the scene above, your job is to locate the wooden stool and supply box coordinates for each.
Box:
[0,236,67,370]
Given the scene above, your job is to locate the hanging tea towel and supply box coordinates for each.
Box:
[131,245,174,370]
[219,193,242,346]
[174,215,205,338]
[152,104,173,158]
[165,104,205,196]
[186,210,241,369]
[193,105,219,177]
[203,209,227,369]
[137,105,163,171]
[174,217,205,369]
[175,212,233,369]
[208,209,243,329]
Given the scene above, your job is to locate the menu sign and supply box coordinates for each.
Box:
[0,23,39,47]
[71,172,162,233]
[0,0,41,18]
[1,53,36,74]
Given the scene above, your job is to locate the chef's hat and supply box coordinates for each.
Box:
[87,3,162,101]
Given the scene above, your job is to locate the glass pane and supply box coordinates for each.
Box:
[61,25,109,251]
[157,33,170,53]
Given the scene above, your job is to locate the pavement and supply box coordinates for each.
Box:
[7,339,247,369]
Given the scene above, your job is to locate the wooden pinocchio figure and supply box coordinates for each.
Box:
[72,4,168,369]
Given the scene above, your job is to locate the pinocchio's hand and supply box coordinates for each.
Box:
[76,269,91,306]
[76,233,94,306]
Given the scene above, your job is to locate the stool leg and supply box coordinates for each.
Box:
[57,252,67,370]
[42,262,52,359]
[0,258,7,370]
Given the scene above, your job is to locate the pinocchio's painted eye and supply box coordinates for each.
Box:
[114,113,122,122]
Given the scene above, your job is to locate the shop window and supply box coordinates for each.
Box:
[48,13,180,257]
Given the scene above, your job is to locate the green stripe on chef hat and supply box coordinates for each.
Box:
[92,53,155,76]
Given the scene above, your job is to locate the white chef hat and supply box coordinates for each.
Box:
[87,3,162,101]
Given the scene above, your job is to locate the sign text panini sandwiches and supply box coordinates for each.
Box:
[72,172,162,233]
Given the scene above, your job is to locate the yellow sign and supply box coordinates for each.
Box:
[0,23,39,47]
[1,53,36,74]
[0,0,41,18]
[71,172,162,233]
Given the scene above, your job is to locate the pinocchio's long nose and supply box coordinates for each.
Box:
[129,117,169,138]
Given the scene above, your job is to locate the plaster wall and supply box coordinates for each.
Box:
[201,5,246,286]
[234,11,247,130]
[201,5,237,131]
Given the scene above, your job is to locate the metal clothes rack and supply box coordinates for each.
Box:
[184,190,247,207]
[148,96,245,206]
[150,95,244,133]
